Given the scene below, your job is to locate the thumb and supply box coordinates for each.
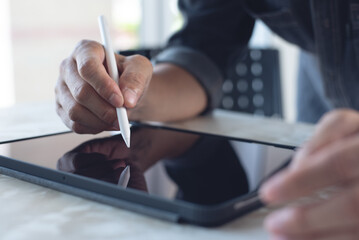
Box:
[118,54,153,108]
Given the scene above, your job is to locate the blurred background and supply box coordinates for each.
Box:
[0,0,299,122]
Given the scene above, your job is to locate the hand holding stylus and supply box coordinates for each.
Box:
[55,15,206,135]
[55,32,152,135]
[98,15,131,147]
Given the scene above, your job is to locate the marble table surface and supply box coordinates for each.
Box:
[0,174,270,240]
[0,101,69,144]
[0,101,316,239]
[147,109,314,148]
[0,101,314,147]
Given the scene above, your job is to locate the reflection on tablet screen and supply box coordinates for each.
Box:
[1,125,293,207]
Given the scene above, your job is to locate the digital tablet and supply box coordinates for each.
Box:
[0,123,294,227]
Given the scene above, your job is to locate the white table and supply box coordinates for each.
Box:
[0,102,315,239]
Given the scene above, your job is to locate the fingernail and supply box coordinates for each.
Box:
[265,209,292,232]
[109,93,123,108]
[124,89,137,106]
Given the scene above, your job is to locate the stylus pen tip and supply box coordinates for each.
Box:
[118,165,130,187]
[123,136,130,148]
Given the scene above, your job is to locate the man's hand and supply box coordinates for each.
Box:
[55,40,153,134]
[260,109,359,240]
[56,40,208,134]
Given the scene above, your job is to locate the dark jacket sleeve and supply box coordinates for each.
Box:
[155,0,255,112]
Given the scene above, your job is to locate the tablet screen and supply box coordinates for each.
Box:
[0,125,293,207]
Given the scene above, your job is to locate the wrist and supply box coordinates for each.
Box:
[128,63,208,122]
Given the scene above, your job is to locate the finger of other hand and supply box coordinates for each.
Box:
[270,229,359,240]
[295,110,359,164]
[266,183,359,236]
[260,134,359,204]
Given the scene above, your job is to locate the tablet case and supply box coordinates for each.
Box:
[0,154,263,227]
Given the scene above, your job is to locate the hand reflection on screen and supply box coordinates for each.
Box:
[57,126,199,192]
[57,131,148,191]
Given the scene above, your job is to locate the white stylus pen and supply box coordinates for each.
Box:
[98,15,131,148]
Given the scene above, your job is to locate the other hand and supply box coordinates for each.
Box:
[260,109,359,240]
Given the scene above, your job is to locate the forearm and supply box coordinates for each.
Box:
[129,63,207,122]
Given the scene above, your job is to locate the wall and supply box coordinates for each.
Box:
[0,0,15,108]
[10,0,112,104]
[5,1,299,123]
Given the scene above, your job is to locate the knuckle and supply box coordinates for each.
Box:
[72,122,101,135]
[68,104,81,122]
[131,54,153,70]
[75,39,96,51]
[74,40,103,58]
[95,80,114,98]
[72,84,90,104]
[77,39,91,47]
[100,108,116,125]
[131,54,148,63]
[59,58,69,73]
[78,58,99,80]
[71,122,86,134]
[125,71,145,88]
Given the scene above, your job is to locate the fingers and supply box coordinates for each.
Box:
[73,42,153,109]
[261,134,359,204]
[266,184,359,239]
[261,109,359,239]
[72,40,124,108]
[61,56,118,128]
[270,230,359,240]
[294,110,359,166]
[56,40,121,133]
[117,54,153,108]
[56,79,115,134]
[56,102,105,134]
